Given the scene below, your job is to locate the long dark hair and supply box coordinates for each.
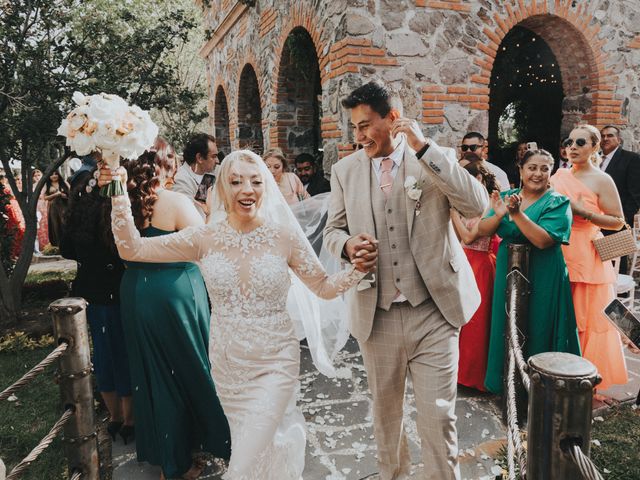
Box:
[63,168,116,254]
[45,169,69,196]
[125,137,177,231]
[463,160,499,194]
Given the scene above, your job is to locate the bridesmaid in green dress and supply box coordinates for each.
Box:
[119,138,230,479]
[478,149,581,394]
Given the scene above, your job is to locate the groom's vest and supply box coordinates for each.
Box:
[370,160,430,311]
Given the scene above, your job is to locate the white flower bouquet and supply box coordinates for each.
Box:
[57,92,158,196]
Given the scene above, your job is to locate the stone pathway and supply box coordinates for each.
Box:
[112,336,640,480]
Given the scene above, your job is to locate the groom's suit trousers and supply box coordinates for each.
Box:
[359,299,460,480]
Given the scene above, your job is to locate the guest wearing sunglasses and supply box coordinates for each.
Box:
[459,132,510,191]
[550,125,628,399]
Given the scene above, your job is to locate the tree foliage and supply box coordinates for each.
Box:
[0,0,209,323]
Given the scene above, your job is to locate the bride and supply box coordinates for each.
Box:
[104,150,378,479]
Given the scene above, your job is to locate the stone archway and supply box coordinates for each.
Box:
[487,13,608,169]
[237,64,264,154]
[274,27,322,162]
[489,25,564,165]
[214,85,231,156]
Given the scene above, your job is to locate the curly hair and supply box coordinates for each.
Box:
[63,169,117,255]
[463,160,499,194]
[125,137,177,231]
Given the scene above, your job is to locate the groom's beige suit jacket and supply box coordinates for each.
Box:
[324,141,489,341]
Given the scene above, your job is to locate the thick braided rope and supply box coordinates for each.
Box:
[0,342,68,401]
[505,269,531,392]
[69,470,82,480]
[5,408,74,480]
[506,346,527,477]
[568,444,604,480]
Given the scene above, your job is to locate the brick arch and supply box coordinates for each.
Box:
[271,26,323,159]
[213,85,231,155]
[237,63,264,154]
[471,0,625,129]
[272,4,329,85]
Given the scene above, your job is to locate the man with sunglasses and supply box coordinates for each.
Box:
[459,132,510,191]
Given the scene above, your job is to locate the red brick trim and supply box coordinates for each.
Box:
[470,0,625,129]
[416,0,471,12]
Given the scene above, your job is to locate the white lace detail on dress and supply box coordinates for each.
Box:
[110,198,364,479]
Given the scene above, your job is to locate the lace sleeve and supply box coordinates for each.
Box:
[287,225,366,299]
[111,195,206,263]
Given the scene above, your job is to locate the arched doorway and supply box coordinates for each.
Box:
[214,86,231,156]
[275,27,322,162]
[488,16,599,171]
[489,26,563,168]
[237,64,264,154]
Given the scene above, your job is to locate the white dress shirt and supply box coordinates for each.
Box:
[371,137,405,183]
[600,146,619,172]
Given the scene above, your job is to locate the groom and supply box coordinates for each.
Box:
[324,82,488,479]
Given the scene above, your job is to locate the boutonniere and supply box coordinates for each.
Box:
[404,176,423,215]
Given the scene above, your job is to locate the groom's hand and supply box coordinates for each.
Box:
[345,233,379,273]
[391,117,429,153]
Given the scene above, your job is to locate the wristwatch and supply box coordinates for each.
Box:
[415,142,430,159]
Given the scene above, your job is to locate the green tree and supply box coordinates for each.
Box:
[0,0,209,324]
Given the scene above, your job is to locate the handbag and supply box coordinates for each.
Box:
[592,224,637,261]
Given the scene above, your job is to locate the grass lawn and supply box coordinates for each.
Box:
[0,344,68,479]
[591,404,640,479]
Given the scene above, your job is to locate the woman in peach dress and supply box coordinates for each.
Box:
[550,124,628,393]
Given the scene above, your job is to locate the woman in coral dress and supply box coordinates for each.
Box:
[550,124,628,392]
[450,160,499,391]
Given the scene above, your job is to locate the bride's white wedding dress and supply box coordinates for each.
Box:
[111,195,364,479]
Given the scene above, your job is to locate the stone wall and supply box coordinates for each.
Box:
[200,0,640,170]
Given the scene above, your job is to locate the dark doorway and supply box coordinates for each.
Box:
[237,64,264,154]
[489,26,564,173]
[214,86,231,156]
[276,27,322,162]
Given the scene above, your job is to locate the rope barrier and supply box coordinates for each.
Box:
[505,269,530,392]
[5,407,74,480]
[567,443,604,480]
[69,470,82,480]
[506,346,527,477]
[0,342,68,401]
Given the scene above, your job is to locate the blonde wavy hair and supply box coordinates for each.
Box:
[574,124,602,166]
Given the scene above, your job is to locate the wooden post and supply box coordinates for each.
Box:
[527,352,601,479]
[49,298,100,480]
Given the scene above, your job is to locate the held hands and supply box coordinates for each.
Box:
[391,117,429,152]
[345,233,379,274]
[97,163,127,192]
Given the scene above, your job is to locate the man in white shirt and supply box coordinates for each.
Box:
[173,133,219,217]
[459,132,510,191]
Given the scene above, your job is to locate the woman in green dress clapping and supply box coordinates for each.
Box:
[478,149,581,394]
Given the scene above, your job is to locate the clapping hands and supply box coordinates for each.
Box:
[490,190,522,218]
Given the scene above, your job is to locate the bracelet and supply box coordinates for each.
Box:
[584,211,593,222]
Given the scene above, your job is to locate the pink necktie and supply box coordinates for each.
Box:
[380,158,394,199]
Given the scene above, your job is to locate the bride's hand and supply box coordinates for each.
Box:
[97,164,127,191]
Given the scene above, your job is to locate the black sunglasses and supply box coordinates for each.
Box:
[460,144,482,152]
[563,138,590,148]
